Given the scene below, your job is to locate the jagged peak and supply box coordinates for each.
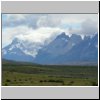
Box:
[56,32,69,40]
[11,38,20,44]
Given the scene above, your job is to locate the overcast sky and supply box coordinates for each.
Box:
[2,14,98,48]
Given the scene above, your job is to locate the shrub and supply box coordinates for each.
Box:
[47,79,63,83]
[19,79,22,81]
[44,80,47,82]
[40,80,43,82]
[70,81,74,84]
[31,81,33,83]
[56,80,63,83]
[5,83,8,86]
[67,81,74,85]
[48,79,55,82]
[92,82,98,86]
[25,79,27,81]
[6,79,11,82]
[29,78,32,80]
[62,82,65,85]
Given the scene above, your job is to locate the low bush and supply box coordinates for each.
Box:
[92,82,98,86]
[6,79,11,82]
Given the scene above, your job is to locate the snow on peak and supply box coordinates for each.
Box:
[9,37,44,58]
[89,33,98,39]
[80,35,85,40]
[23,49,38,57]
[9,45,15,51]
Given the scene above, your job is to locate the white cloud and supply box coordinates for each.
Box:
[2,26,33,47]
[15,27,63,43]
[2,26,64,48]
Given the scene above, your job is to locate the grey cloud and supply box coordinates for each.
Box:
[2,14,63,29]
[36,15,61,28]
[68,18,98,36]
[80,19,98,35]
[2,14,47,29]
[2,14,98,35]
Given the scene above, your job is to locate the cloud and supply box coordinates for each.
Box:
[2,26,63,48]
[6,14,26,21]
[2,14,48,29]
[2,25,32,47]
[80,18,98,35]
[37,15,61,28]
[68,18,98,36]
[15,27,63,43]
[2,14,98,30]
[2,14,98,47]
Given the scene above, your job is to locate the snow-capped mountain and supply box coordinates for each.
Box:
[2,37,43,62]
[56,34,98,64]
[34,33,98,64]
[2,32,98,65]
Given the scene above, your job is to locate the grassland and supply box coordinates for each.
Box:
[2,60,98,86]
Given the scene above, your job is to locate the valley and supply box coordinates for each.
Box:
[2,60,98,86]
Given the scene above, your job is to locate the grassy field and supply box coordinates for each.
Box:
[2,60,98,86]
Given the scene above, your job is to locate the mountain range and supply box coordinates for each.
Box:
[2,32,98,65]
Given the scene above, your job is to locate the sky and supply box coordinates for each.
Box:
[2,14,98,48]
